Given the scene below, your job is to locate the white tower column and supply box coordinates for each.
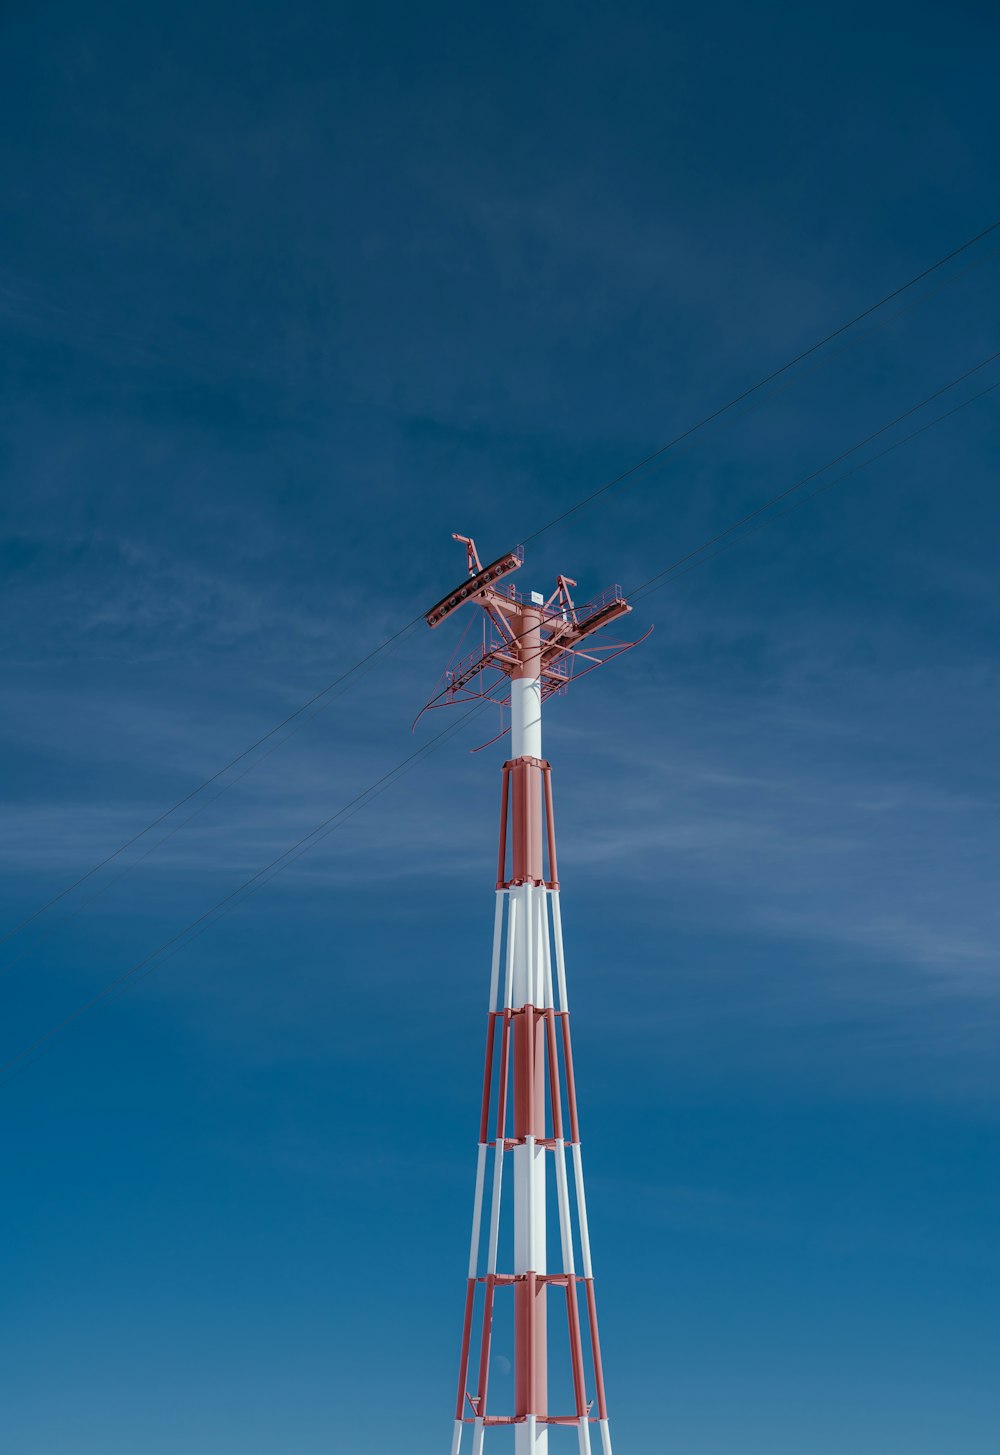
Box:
[512,603,547,1454]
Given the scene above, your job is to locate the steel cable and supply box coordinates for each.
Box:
[2,348,996,1088]
[2,218,997,957]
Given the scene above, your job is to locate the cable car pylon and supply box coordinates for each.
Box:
[421,535,650,1454]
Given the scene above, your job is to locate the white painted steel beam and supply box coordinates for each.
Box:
[510,675,542,759]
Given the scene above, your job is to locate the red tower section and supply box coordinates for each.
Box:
[423,536,647,1455]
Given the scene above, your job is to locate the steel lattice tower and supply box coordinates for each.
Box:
[421,537,648,1454]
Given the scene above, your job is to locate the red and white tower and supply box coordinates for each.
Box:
[421,537,648,1454]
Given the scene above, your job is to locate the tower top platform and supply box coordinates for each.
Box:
[418,534,650,744]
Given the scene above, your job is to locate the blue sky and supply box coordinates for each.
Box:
[1,2,999,1451]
